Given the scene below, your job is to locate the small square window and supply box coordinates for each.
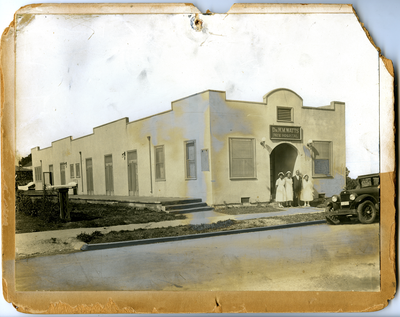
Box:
[277,107,293,122]
[241,197,250,204]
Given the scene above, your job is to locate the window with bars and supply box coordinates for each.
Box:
[70,164,74,178]
[185,141,196,179]
[277,107,293,122]
[313,141,332,177]
[75,163,80,178]
[155,146,165,180]
[34,166,42,181]
[229,138,256,179]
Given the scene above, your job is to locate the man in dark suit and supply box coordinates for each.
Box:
[293,170,302,207]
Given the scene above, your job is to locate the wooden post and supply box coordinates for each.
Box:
[58,188,70,220]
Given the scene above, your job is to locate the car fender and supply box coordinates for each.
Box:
[326,201,340,210]
[354,194,378,205]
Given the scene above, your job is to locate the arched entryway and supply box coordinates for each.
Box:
[270,143,298,200]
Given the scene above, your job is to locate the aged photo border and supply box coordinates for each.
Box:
[1,1,396,314]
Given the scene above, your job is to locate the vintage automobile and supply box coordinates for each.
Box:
[325,173,380,225]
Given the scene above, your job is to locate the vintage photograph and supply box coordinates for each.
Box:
[2,2,396,314]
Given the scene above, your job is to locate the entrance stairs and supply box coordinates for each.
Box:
[163,199,213,214]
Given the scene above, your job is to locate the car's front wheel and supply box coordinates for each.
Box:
[325,206,340,225]
[357,201,377,224]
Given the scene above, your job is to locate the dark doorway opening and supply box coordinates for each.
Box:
[270,143,298,200]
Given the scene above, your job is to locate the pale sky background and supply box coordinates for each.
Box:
[1,1,399,316]
[15,7,382,179]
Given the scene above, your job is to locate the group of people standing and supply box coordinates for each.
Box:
[275,170,313,208]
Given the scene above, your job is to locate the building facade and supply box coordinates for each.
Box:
[31,88,346,205]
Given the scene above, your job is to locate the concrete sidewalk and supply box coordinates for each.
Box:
[15,206,323,259]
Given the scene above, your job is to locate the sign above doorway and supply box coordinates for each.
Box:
[270,125,302,141]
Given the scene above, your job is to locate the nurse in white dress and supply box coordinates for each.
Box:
[301,174,314,207]
[275,172,286,208]
[285,171,293,207]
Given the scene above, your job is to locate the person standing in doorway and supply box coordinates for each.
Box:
[275,172,286,208]
[285,171,293,207]
[293,170,302,206]
[301,174,314,207]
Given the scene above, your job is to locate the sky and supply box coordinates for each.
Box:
[14,9,381,178]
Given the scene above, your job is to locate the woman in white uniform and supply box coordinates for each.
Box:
[285,171,293,207]
[275,172,286,208]
[301,174,314,207]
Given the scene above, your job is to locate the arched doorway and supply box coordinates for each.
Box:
[270,143,298,200]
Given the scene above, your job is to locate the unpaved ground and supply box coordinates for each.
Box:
[16,217,287,260]
[16,210,324,260]
[16,223,380,292]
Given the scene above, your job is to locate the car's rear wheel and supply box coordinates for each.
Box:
[325,206,340,225]
[357,201,377,224]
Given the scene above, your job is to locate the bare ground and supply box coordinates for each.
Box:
[16,212,325,260]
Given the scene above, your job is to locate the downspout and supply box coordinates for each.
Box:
[147,136,153,194]
[40,160,43,190]
[79,151,84,193]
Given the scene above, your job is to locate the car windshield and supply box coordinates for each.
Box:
[359,177,379,188]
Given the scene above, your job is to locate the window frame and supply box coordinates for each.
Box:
[48,164,53,184]
[75,163,80,178]
[34,166,42,182]
[312,140,333,178]
[185,140,197,180]
[70,163,75,178]
[277,106,294,123]
[229,137,257,180]
[154,145,166,181]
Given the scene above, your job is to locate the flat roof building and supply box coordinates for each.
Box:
[31,88,346,206]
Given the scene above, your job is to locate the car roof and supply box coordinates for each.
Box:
[356,173,380,179]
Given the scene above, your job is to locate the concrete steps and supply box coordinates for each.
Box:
[163,199,213,214]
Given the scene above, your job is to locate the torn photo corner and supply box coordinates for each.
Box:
[1,2,396,314]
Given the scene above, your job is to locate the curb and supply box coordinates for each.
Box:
[81,219,326,251]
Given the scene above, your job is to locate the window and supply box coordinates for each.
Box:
[313,141,332,177]
[185,141,196,179]
[277,107,293,122]
[34,166,42,181]
[49,165,53,184]
[229,138,256,179]
[155,146,165,180]
[60,162,67,185]
[70,164,74,178]
[75,163,80,178]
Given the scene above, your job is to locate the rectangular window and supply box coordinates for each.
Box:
[277,107,293,122]
[155,146,165,180]
[229,138,256,179]
[34,166,42,181]
[185,141,196,179]
[75,163,80,178]
[60,162,67,185]
[70,164,74,178]
[313,141,332,177]
[104,154,114,195]
[49,165,53,185]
